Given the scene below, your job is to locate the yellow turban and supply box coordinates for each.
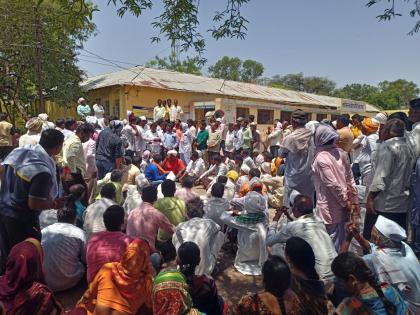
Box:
[226,170,239,182]
[362,118,379,134]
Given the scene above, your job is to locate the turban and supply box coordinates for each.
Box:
[167,150,178,156]
[142,150,151,161]
[362,118,379,133]
[375,215,406,242]
[85,116,98,125]
[38,113,48,121]
[289,189,301,207]
[77,97,85,104]
[292,110,307,125]
[25,117,43,132]
[261,162,271,174]
[409,98,420,109]
[240,164,250,175]
[372,112,387,125]
[243,191,267,214]
[226,170,239,182]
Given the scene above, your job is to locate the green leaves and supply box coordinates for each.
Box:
[210,0,250,40]
[145,52,203,75]
[366,0,420,35]
[208,56,263,83]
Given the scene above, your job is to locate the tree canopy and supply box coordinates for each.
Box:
[145,53,203,75]
[0,0,95,121]
[208,56,264,82]
[269,73,336,96]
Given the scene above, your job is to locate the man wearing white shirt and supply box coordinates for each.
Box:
[170,99,183,122]
[144,122,164,157]
[153,99,166,122]
[224,123,236,158]
[121,115,147,157]
[41,206,86,292]
[93,103,105,119]
[266,194,337,286]
[235,121,244,154]
[185,151,206,181]
[267,123,283,158]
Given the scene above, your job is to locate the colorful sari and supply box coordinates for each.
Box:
[153,270,203,315]
[0,238,61,315]
[76,239,154,315]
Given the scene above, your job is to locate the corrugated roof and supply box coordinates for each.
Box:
[82,66,379,112]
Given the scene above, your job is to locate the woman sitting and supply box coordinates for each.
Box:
[75,239,154,315]
[285,237,332,315]
[0,238,61,315]
[177,242,227,315]
[152,270,204,315]
[234,255,302,315]
[331,252,407,315]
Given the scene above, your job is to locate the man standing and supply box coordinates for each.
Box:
[366,119,416,237]
[0,112,15,161]
[279,110,315,206]
[242,119,252,155]
[0,129,66,270]
[154,99,167,122]
[121,113,146,158]
[196,120,209,164]
[63,124,91,201]
[409,98,420,255]
[336,115,354,154]
[77,97,91,119]
[95,120,124,180]
[83,129,98,204]
[207,122,222,163]
[267,122,282,158]
[170,99,183,122]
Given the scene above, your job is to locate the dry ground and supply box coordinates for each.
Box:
[55,185,271,313]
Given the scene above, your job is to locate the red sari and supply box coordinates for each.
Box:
[0,238,61,315]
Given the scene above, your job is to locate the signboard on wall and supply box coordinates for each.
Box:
[132,105,152,118]
[341,99,366,113]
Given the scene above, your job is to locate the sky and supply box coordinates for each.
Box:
[78,0,420,88]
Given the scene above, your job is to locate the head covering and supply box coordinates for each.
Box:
[292,110,307,125]
[276,121,282,129]
[250,122,257,127]
[85,116,98,125]
[362,117,379,133]
[153,270,195,315]
[331,120,337,129]
[110,239,153,307]
[140,116,147,121]
[167,149,178,156]
[372,112,387,125]
[142,150,151,161]
[261,162,271,174]
[289,189,301,206]
[243,191,267,214]
[374,215,407,242]
[314,124,339,148]
[38,113,48,121]
[77,97,85,104]
[25,117,43,132]
[236,117,244,122]
[226,170,239,182]
[410,98,420,109]
[240,164,250,175]
[136,173,150,191]
[0,239,60,314]
[305,120,319,134]
[216,117,222,122]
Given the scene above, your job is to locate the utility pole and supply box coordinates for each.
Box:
[34,5,44,113]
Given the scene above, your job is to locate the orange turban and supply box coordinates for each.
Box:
[362,118,379,133]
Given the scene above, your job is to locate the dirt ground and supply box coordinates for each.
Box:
[55,185,268,313]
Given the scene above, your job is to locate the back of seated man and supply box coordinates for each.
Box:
[41,206,86,292]
[86,205,133,283]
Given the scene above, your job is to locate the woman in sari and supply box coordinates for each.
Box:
[75,239,154,315]
[152,270,204,315]
[0,238,61,315]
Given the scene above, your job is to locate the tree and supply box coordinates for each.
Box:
[145,53,203,75]
[0,0,95,122]
[367,0,420,35]
[241,59,264,83]
[374,79,419,109]
[269,73,336,96]
[334,83,380,104]
[208,56,243,81]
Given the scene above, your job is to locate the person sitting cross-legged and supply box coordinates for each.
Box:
[83,183,117,239]
[41,206,86,292]
[86,205,133,283]
[173,198,225,276]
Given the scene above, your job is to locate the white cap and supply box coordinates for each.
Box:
[77,97,85,104]
[261,162,271,174]
[216,117,222,122]
[240,164,250,175]
[38,113,48,121]
[289,189,301,207]
[140,116,147,121]
[167,171,176,181]
[167,149,178,156]
[375,215,407,242]
[373,113,388,125]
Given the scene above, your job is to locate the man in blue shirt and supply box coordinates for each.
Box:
[145,154,167,186]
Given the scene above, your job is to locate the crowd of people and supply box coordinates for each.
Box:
[0,96,419,315]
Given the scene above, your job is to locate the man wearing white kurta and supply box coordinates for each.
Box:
[173,198,225,276]
[221,191,268,276]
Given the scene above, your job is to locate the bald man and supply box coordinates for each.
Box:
[266,195,337,285]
